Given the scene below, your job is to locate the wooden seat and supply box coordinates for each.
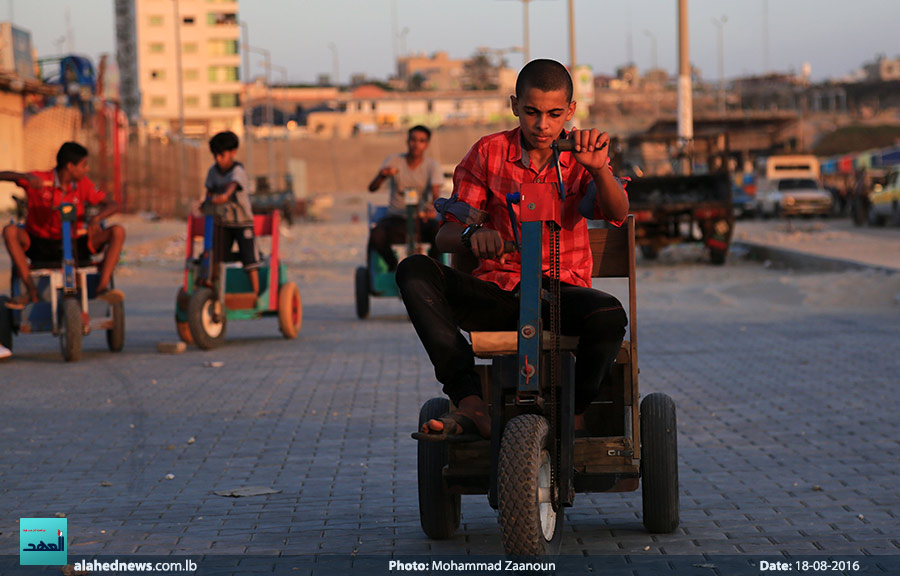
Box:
[469,216,638,380]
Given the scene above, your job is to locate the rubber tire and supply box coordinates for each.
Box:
[640,392,680,534]
[710,248,727,266]
[187,287,227,350]
[0,296,13,350]
[498,414,563,555]
[355,266,370,319]
[60,297,83,362]
[640,245,659,260]
[278,281,303,339]
[417,397,461,539]
[175,288,194,344]
[106,298,125,352]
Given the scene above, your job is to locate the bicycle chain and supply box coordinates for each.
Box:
[549,221,561,513]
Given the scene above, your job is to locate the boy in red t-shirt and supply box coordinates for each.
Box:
[1,142,126,309]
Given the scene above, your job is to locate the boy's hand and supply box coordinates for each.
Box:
[21,174,43,190]
[568,128,610,173]
[470,228,507,260]
[380,167,399,178]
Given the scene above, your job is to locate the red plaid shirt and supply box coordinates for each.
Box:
[20,169,106,240]
[445,128,625,290]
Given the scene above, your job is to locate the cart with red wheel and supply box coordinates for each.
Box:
[174,204,301,349]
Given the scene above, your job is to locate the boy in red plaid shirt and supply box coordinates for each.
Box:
[399,59,629,441]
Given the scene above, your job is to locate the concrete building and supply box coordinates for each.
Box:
[116,0,242,137]
[863,55,900,82]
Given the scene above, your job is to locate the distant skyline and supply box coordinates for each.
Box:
[8,0,900,85]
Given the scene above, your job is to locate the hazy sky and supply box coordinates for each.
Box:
[9,0,900,84]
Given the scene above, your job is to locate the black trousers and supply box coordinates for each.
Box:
[368,215,440,271]
[397,254,627,414]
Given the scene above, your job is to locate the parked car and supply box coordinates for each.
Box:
[757,178,833,218]
[867,166,900,226]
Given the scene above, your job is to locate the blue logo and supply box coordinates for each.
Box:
[20,518,66,566]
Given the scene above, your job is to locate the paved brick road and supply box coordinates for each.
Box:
[1,211,898,574]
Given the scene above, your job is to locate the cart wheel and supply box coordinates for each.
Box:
[355,266,370,319]
[60,297,83,362]
[175,288,194,344]
[278,281,303,339]
[417,397,460,539]
[106,298,125,352]
[640,392,680,533]
[0,296,13,351]
[710,248,727,266]
[187,287,226,350]
[498,414,563,555]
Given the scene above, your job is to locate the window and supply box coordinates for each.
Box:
[207,39,239,56]
[185,96,200,108]
[150,69,166,80]
[148,15,164,26]
[150,96,166,108]
[149,43,164,54]
[208,66,240,82]
[183,16,195,25]
[183,43,198,54]
[210,93,240,108]
[184,69,199,81]
[207,12,237,26]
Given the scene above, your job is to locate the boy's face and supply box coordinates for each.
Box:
[215,149,237,171]
[64,157,89,181]
[406,130,430,159]
[510,86,576,151]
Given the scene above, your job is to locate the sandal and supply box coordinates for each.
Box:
[411,412,485,443]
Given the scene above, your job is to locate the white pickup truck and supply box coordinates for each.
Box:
[756,155,833,218]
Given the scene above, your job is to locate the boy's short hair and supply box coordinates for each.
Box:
[515,59,574,102]
[209,131,240,155]
[56,142,88,170]
[408,125,431,140]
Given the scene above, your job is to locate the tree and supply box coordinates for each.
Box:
[464,53,498,91]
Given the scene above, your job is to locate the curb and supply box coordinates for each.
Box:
[732,241,900,275]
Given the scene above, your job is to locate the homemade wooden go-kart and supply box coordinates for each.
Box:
[0,203,124,362]
[355,188,432,319]
[175,203,302,349]
[415,140,679,555]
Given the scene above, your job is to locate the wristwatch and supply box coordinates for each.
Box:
[460,224,482,251]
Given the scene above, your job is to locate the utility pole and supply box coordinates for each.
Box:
[172,0,186,203]
[241,21,252,185]
[677,0,693,175]
[712,15,727,114]
[567,0,576,69]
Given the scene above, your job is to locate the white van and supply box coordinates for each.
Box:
[756,155,832,217]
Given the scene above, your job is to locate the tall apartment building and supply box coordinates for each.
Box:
[115,0,242,137]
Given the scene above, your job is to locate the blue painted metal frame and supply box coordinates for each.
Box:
[517,219,543,395]
[59,204,77,294]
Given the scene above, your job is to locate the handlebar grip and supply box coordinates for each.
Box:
[553,138,608,153]
[553,139,574,152]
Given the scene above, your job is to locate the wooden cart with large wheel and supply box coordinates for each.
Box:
[175,205,302,349]
[414,140,679,555]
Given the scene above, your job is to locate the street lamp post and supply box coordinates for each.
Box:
[712,15,727,114]
[642,29,658,71]
[328,42,339,87]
